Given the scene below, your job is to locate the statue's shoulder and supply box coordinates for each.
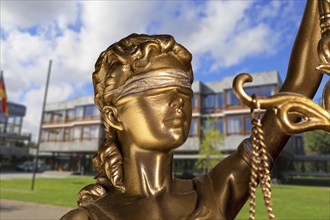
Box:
[60,207,90,220]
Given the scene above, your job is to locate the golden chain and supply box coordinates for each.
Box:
[249,94,275,220]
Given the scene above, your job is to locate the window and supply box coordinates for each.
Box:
[202,119,212,131]
[6,116,21,134]
[216,93,224,109]
[192,94,198,109]
[203,94,216,110]
[245,85,275,97]
[48,128,62,142]
[75,106,83,120]
[14,116,22,125]
[7,116,15,124]
[84,105,99,119]
[64,128,73,142]
[82,125,99,140]
[228,117,242,134]
[66,109,74,121]
[0,112,7,132]
[41,130,49,142]
[54,110,65,122]
[56,129,63,141]
[43,112,51,123]
[189,118,198,136]
[84,105,93,119]
[244,116,252,134]
[226,90,241,107]
[202,118,225,134]
[217,119,225,134]
[74,126,82,140]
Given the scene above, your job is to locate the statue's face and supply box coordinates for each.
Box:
[116,86,193,152]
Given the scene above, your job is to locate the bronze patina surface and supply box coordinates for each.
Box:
[61,1,328,219]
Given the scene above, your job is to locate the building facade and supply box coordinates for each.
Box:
[40,71,299,175]
[0,101,32,169]
[40,96,102,172]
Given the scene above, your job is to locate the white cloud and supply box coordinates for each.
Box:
[1,0,77,31]
[0,0,305,141]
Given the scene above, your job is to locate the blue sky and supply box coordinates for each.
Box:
[1,0,328,141]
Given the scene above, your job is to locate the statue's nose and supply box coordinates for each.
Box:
[169,90,184,111]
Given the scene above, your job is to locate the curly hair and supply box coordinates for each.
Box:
[78,33,193,206]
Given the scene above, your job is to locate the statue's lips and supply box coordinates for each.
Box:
[163,116,185,127]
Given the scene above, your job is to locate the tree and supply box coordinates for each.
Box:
[195,118,224,174]
[304,130,330,155]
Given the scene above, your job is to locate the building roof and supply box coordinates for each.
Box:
[0,101,27,116]
[45,96,94,111]
[193,70,281,93]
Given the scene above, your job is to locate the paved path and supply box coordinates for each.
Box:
[0,200,72,220]
[0,171,75,179]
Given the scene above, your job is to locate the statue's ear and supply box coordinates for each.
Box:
[102,106,124,131]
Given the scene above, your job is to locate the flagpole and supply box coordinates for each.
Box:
[31,60,52,191]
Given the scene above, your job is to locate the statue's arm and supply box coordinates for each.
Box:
[208,0,323,218]
[264,0,322,160]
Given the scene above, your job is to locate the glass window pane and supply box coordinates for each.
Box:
[56,129,63,141]
[189,118,198,136]
[82,126,91,140]
[7,116,15,124]
[13,125,20,134]
[245,116,252,133]
[228,117,242,134]
[66,109,74,121]
[245,86,275,97]
[84,105,94,119]
[14,116,22,125]
[7,124,14,133]
[91,125,99,138]
[41,130,49,142]
[74,126,81,140]
[93,105,100,117]
[75,106,83,120]
[216,93,224,109]
[0,112,7,124]
[64,128,72,141]
[203,94,215,109]
[192,94,197,109]
[52,110,65,123]
[217,119,224,134]
[226,90,241,106]
[44,112,51,123]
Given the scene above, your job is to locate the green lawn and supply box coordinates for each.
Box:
[236,185,330,219]
[0,177,93,207]
[1,177,329,219]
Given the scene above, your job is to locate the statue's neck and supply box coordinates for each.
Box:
[121,146,174,197]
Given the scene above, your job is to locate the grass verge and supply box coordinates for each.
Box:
[236,184,330,219]
[0,177,93,207]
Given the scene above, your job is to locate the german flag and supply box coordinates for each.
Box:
[0,71,8,117]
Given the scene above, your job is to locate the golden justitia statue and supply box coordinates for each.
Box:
[61,1,329,219]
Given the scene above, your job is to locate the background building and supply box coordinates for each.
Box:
[174,71,282,175]
[0,101,32,170]
[39,71,301,176]
[40,96,102,173]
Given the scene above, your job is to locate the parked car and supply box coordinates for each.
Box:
[16,161,34,172]
[15,162,50,172]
